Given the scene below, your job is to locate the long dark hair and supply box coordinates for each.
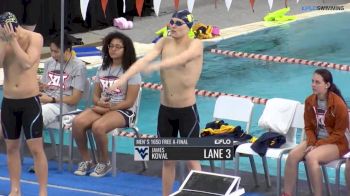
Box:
[314,68,345,103]
[101,31,136,71]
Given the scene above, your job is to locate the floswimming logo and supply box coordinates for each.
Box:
[134,146,149,161]
[301,5,344,11]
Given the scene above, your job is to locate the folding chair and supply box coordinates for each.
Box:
[319,157,346,196]
[235,99,304,196]
[108,87,147,176]
[208,96,254,173]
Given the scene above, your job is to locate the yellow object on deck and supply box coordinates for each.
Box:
[263,7,297,26]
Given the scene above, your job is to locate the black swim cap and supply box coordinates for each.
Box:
[172,9,194,29]
[0,12,19,30]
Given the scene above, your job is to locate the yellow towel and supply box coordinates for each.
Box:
[201,125,235,136]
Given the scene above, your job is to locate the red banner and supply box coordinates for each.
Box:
[101,0,108,16]
[136,0,144,16]
[174,0,180,10]
[249,0,255,12]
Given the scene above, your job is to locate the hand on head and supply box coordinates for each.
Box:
[2,23,17,41]
[0,25,8,41]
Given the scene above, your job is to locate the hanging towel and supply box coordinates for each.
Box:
[258,98,299,134]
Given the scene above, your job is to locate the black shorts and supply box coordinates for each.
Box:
[1,96,43,140]
[116,109,135,127]
[157,104,200,138]
[4,0,42,25]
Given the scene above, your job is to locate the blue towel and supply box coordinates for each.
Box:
[74,47,101,57]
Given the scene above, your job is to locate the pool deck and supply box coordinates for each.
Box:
[1,139,348,196]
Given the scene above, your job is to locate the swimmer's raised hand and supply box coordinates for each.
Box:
[109,78,125,92]
[0,26,8,42]
[142,63,159,74]
[3,23,17,42]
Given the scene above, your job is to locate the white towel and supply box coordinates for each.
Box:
[258,98,299,135]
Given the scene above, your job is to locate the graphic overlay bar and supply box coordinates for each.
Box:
[134,138,238,161]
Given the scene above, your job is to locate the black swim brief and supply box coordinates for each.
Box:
[1,95,43,140]
[157,104,200,138]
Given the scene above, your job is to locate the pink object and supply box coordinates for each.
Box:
[211,26,220,36]
[113,17,133,30]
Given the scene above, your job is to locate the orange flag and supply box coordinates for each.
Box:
[249,0,255,12]
[101,0,108,16]
[136,0,144,16]
[174,0,180,10]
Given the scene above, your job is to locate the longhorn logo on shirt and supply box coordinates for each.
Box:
[48,71,69,89]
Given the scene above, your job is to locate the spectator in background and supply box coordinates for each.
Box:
[39,33,86,127]
[26,33,86,174]
[72,31,141,177]
[282,69,349,196]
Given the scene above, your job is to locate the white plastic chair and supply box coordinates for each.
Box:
[108,87,147,176]
[208,96,254,173]
[235,100,304,196]
[319,156,346,196]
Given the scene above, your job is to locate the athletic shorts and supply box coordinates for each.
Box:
[5,0,42,25]
[157,104,200,138]
[1,95,43,140]
[116,109,135,127]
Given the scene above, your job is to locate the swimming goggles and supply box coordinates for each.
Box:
[169,19,185,27]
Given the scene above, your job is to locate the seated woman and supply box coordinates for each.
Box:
[72,31,141,177]
[282,68,349,196]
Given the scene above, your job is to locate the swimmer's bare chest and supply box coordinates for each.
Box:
[4,41,30,88]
